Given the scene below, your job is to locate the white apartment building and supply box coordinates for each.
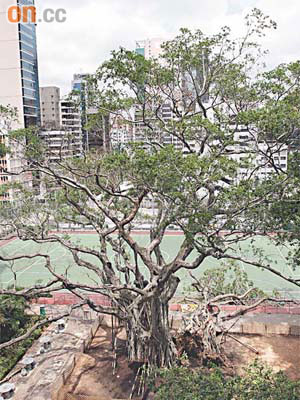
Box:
[39,96,84,162]
[111,127,133,148]
[233,129,288,181]
[38,130,78,162]
[60,97,83,157]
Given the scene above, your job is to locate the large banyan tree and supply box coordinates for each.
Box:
[1,9,300,367]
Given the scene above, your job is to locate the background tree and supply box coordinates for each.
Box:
[177,262,286,362]
[0,9,300,368]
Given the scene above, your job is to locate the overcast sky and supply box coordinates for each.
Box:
[35,0,300,95]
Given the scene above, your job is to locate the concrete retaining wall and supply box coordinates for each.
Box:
[240,321,299,336]
[51,317,103,400]
[79,317,103,353]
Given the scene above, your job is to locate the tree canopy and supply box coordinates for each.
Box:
[0,9,300,367]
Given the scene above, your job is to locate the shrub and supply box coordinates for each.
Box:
[151,361,300,400]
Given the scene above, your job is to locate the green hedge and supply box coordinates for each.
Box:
[151,361,300,400]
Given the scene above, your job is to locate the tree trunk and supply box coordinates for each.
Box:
[126,297,177,368]
[179,304,224,364]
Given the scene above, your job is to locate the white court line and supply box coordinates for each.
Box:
[161,250,170,262]
[22,271,50,275]
[25,247,71,273]
[0,241,38,284]
[251,278,281,288]
[3,245,64,285]
[1,239,37,255]
[251,274,300,293]
[205,257,217,265]
[275,245,300,278]
[234,242,300,280]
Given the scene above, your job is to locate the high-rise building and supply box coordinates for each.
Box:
[71,73,91,150]
[0,0,40,199]
[134,38,191,151]
[71,73,90,93]
[60,97,83,157]
[39,95,84,163]
[135,38,164,59]
[0,0,41,129]
[71,72,108,151]
[39,130,81,162]
[40,87,61,130]
[39,97,84,164]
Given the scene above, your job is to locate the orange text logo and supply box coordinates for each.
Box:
[7,6,66,24]
[8,5,36,23]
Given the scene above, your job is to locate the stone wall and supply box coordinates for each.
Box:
[51,317,103,400]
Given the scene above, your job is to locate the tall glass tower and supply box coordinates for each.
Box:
[18,0,41,127]
[0,0,40,128]
[0,0,41,200]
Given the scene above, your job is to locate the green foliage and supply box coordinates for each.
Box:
[186,261,265,300]
[0,143,10,157]
[0,105,17,157]
[0,295,29,343]
[0,294,43,379]
[0,105,18,122]
[0,326,42,380]
[8,126,45,161]
[1,10,300,369]
[151,361,300,400]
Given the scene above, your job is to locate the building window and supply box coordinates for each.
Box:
[24,98,36,107]
[21,60,34,72]
[19,24,34,38]
[24,106,37,116]
[21,51,35,63]
[22,70,35,81]
[22,79,35,89]
[23,88,36,98]
[20,41,35,55]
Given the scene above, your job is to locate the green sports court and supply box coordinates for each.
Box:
[0,233,299,297]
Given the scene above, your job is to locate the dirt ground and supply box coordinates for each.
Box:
[59,326,142,400]
[225,334,300,380]
[59,327,300,400]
